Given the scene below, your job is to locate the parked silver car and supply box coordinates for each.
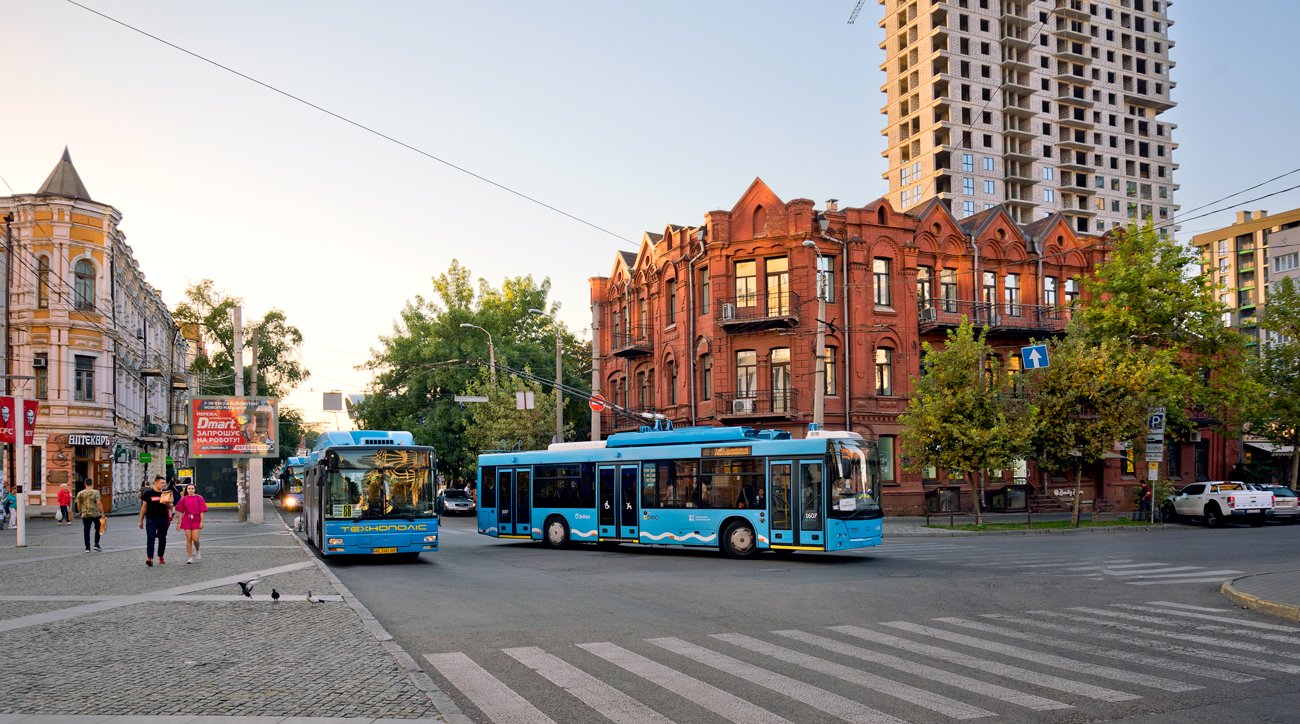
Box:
[436,488,477,516]
[1247,484,1299,523]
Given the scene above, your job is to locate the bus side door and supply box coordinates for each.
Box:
[619,464,639,540]
[496,468,532,537]
[477,466,497,536]
[797,460,826,547]
[768,460,793,546]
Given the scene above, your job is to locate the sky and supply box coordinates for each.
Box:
[4,0,1298,427]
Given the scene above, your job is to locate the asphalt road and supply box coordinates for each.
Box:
[326,514,1300,723]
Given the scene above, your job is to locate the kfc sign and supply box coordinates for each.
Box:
[0,397,39,445]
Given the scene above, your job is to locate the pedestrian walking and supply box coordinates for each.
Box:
[174,483,207,564]
[75,482,103,552]
[57,484,72,525]
[139,475,174,566]
[2,486,15,530]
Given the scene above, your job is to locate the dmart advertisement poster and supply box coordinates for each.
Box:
[190,396,278,458]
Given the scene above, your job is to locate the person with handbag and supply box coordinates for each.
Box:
[139,475,174,566]
[57,484,72,525]
[174,483,208,564]
[75,482,103,552]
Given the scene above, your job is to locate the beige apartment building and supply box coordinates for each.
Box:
[1192,207,1300,349]
[880,0,1178,235]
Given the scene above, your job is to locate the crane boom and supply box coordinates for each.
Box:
[848,0,867,24]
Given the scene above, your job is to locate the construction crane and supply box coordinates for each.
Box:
[847,0,867,24]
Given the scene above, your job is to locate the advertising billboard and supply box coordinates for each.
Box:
[0,397,39,445]
[189,396,278,458]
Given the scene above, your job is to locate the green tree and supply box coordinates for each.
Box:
[463,374,565,456]
[900,320,1031,525]
[358,260,590,483]
[172,280,311,464]
[1026,336,1176,525]
[1251,276,1300,487]
[1070,223,1257,439]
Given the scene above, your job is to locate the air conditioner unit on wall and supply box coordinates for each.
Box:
[1188,430,1202,443]
[721,303,737,320]
[32,357,47,368]
[918,307,937,323]
[987,313,1003,327]
[731,397,754,414]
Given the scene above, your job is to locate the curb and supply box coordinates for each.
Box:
[886,523,1180,538]
[273,506,472,724]
[1221,573,1300,623]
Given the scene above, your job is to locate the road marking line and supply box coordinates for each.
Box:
[1094,562,1176,569]
[935,617,1260,684]
[962,558,1088,567]
[743,631,1068,712]
[1100,566,1205,577]
[1147,601,1236,613]
[1128,577,1247,586]
[1113,604,1300,633]
[1116,570,1244,580]
[649,637,916,723]
[425,652,556,724]
[830,625,1139,702]
[0,560,314,634]
[502,646,671,724]
[1037,610,1289,657]
[578,641,793,724]
[880,621,1198,693]
[983,613,1296,676]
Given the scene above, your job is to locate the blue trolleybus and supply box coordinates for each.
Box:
[279,455,307,514]
[302,431,439,557]
[476,425,881,558]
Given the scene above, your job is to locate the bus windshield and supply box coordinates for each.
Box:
[325,449,436,519]
[284,466,304,495]
[828,441,882,519]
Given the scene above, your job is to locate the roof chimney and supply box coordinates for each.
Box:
[826,198,839,212]
[1256,210,1268,219]
[1237,211,1252,224]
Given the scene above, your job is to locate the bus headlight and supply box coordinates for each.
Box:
[327,538,343,545]
[284,498,296,509]
[423,534,438,543]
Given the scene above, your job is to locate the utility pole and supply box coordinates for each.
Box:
[232,306,246,522]
[248,326,263,524]
[803,240,827,429]
[590,299,600,442]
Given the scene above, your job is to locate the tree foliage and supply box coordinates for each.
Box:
[172,280,310,464]
[899,320,1031,524]
[463,375,566,456]
[358,260,590,484]
[1251,276,1300,487]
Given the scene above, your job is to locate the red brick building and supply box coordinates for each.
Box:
[589,179,1238,513]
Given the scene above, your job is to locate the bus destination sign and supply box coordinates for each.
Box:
[702,446,753,457]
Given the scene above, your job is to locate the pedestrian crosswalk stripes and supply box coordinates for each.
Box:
[424,601,1300,723]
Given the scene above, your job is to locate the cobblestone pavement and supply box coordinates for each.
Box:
[0,504,442,720]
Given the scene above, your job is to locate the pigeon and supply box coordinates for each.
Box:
[271,588,280,602]
[306,590,323,604]
[237,578,259,598]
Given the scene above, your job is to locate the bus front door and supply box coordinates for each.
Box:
[597,464,639,540]
[768,460,794,546]
[496,468,533,537]
[797,460,826,547]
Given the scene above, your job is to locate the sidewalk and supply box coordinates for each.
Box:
[1221,570,1300,623]
[0,502,443,721]
[884,510,1170,537]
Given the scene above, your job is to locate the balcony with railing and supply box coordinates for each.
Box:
[717,291,800,332]
[918,301,1072,335]
[611,325,653,358]
[716,390,801,421]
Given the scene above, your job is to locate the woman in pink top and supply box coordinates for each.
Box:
[174,484,208,564]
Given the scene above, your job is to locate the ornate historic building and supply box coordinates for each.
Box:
[589,179,1237,514]
[1,149,190,513]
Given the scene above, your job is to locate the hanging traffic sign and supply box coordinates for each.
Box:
[589,393,607,412]
[1021,344,1049,370]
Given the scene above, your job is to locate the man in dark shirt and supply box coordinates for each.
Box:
[139,475,173,566]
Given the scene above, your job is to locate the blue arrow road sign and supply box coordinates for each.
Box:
[1021,344,1049,370]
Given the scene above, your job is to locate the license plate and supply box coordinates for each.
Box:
[372,547,397,554]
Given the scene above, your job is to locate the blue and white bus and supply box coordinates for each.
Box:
[476,425,881,558]
[302,431,439,557]
[279,455,308,514]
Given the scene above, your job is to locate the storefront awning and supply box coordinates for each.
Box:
[1246,441,1294,456]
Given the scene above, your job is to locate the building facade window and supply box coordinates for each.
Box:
[963,177,975,195]
[35,353,48,400]
[873,258,892,306]
[637,370,649,409]
[963,201,975,217]
[665,279,676,326]
[37,256,50,309]
[816,255,836,303]
[766,257,790,316]
[1004,273,1021,316]
[982,271,996,308]
[962,153,974,172]
[735,261,757,308]
[73,260,96,311]
[770,348,791,413]
[1044,188,1056,203]
[1064,277,1080,306]
[700,353,712,401]
[917,266,933,309]
[1045,276,1058,307]
[74,355,95,401]
[735,350,757,398]
[940,268,958,312]
[824,346,837,397]
[984,179,996,195]
[666,360,677,405]
[875,348,894,396]
[878,435,896,483]
[698,267,710,315]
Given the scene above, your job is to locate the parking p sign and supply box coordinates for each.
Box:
[1148,406,1166,434]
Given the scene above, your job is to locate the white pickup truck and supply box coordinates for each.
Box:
[1161,481,1274,527]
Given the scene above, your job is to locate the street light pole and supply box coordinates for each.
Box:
[802,240,826,429]
[458,323,496,384]
[529,309,563,444]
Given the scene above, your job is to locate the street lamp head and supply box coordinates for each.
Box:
[802,239,817,249]
[527,308,546,316]
[817,212,830,233]
[459,323,475,329]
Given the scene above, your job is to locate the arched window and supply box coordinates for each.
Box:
[878,206,887,225]
[37,256,50,309]
[73,260,95,310]
[752,206,767,237]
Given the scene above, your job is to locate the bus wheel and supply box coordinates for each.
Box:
[543,516,571,549]
[721,521,758,560]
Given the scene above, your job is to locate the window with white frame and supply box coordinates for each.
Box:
[983,179,996,195]
[1043,167,1055,181]
[963,177,975,195]
[962,153,974,172]
[982,157,994,172]
[1044,188,1056,203]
